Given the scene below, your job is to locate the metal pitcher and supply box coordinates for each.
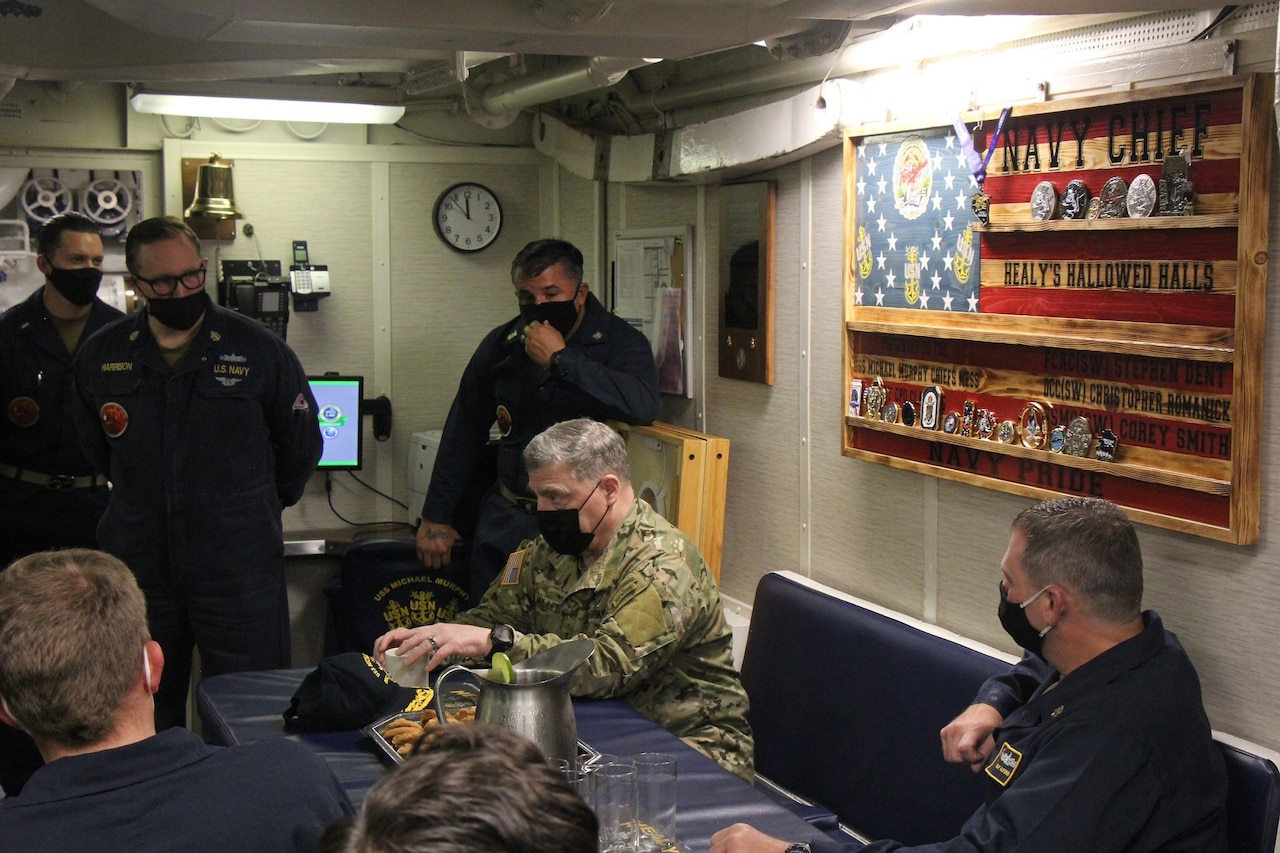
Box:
[432,638,594,767]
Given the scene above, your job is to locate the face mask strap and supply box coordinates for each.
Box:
[0,693,25,732]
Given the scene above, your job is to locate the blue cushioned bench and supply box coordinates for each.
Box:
[741,570,1280,853]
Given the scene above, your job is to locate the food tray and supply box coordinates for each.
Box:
[363,708,600,767]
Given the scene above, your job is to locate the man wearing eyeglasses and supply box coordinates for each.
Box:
[71,216,322,731]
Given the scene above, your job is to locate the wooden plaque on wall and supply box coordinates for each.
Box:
[841,74,1273,543]
[718,181,775,384]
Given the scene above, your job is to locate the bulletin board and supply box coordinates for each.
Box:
[613,227,694,397]
[841,74,1273,543]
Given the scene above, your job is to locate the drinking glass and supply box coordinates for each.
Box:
[594,761,638,852]
[634,752,677,852]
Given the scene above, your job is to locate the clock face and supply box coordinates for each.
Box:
[433,182,502,253]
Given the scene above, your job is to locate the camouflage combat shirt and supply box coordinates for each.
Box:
[454,498,754,780]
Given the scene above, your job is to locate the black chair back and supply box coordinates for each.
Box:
[324,538,469,655]
[1219,737,1280,853]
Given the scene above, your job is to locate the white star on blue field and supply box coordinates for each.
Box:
[853,127,982,312]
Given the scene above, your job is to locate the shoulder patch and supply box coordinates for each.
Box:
[292,393,310,414]
[500,549,527,585]
[985,741,1024,787]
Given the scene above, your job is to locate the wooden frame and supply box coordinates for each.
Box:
[718,181,775,384]
[611,421,730,581]
[841,74,1273,543]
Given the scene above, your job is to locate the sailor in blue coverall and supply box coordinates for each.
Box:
[71,217,321,730]
[0,213,122,797]
[414,238,658,605]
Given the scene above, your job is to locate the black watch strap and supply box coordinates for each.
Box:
[784,845,811,853]
[490,623,515,653]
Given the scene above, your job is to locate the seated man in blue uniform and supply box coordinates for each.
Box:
[0,548,353,852]
[414,238,658,605]
[338,724,598,853]
[711,496,1227,853]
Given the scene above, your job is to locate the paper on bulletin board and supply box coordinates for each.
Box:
[614,230,692,397]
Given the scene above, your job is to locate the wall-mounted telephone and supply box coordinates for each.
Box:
[289,239,330,309]
[233,281,290,338]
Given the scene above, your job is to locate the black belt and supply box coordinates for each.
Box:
[497,482,536,513]
[0,463,108,490]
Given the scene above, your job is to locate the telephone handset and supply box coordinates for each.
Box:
[289,267,330,295]
[289,239,331,296]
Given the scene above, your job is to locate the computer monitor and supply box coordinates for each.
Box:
[308,375,363,470]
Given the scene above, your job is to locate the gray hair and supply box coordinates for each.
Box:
[1012,497,1143,623]
[523,418,630,485]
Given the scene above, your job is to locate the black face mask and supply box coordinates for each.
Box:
[146,290,208,331]
[537,480,609,556]
[520,295,581,339]
[997,582,1052,658]
[47,265,103,306]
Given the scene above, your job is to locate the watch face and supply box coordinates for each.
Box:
[434,182,503,253]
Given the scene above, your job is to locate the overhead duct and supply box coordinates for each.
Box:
[463,56,660,128]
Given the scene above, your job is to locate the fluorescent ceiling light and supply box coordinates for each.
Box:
[130,92,404,124]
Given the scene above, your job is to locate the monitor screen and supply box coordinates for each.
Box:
[308,375,363,470]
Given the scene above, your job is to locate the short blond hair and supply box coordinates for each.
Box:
[0,549,149,745]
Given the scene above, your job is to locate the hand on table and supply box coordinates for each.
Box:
[415,520,460,568]
[940,702,1004,771]
[373,623,495,673]
[709,824,794,853]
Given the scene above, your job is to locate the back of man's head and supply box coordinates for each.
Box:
[511,238,584,287]
[1013,497,1143,623]
[0,549,148,746]
[524,417,630,486]
[346,723,598,853]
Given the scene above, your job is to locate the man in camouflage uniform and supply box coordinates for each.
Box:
[375,418,753,780]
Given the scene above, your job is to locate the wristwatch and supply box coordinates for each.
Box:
[490,623,515,654]
[784,844,811,853]
[549,349,565,372]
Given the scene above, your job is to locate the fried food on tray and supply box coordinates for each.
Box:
[378,707,479,757]
[419,706,476,727]
[383,718,427,756]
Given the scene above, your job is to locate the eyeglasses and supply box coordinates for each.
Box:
[134,264,207,296]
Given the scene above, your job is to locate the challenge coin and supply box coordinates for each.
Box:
[1126,173,1157,218]
[1060,180,1089,220]
[1029,181,1058,221]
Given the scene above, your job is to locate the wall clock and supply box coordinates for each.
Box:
[433,182,502,253]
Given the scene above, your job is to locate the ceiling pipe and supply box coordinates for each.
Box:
[618,12,1140,118]
[463,55,659,128]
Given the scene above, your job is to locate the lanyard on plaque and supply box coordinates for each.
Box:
[956,107,1010,224]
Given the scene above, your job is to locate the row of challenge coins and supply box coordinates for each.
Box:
[849,378,1119,462]
[1028,150,1195,222]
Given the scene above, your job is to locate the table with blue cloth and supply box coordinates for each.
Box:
[196,668,828,852]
